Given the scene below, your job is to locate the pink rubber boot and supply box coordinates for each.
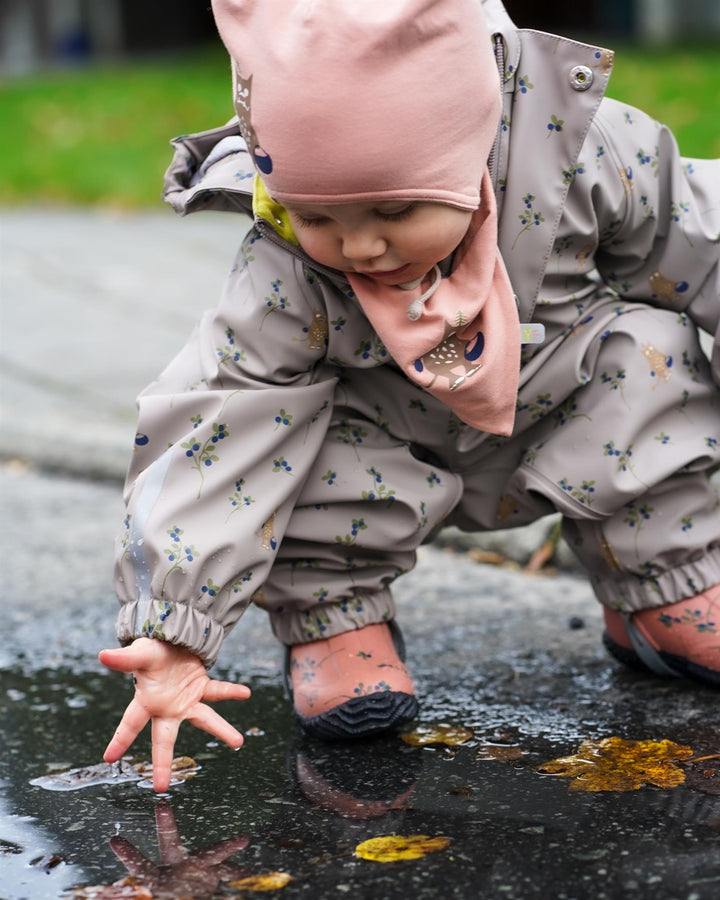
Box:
[603,584,720,685]
[287,622,418,739]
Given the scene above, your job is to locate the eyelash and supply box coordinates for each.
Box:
[376,205,415,222]
[293,205,416,228]
[294,215,325,228]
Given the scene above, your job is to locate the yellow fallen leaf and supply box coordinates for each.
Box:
[538,737,694,792]
[401,723,473,747]
[228,872,292,891]
[355,834,450,862]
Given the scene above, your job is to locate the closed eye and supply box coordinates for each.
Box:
[374,204,416,222]
[290,203,417,227]
[292,213,328,228]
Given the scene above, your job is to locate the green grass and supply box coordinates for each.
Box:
[606,43,720,160]
[1,43,717,207]
[0,48,233,207]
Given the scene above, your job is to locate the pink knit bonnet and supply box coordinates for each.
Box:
[210,0,502,210]
[211,0,522,436]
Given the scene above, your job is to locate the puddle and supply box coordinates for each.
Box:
[1,666,719,900]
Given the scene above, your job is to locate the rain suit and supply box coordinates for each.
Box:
[113,0,720,662]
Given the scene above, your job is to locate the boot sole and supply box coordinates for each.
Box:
[297,690,419,741]
[603,632,720,686]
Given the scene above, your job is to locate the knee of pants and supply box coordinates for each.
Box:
[259,417,464,613]
[507,307,719,521]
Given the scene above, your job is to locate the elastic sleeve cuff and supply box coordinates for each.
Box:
[115,598,228,668]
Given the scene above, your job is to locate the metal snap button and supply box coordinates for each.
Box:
[569,65,593,91]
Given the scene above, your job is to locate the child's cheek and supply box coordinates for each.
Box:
[307,237,335,267]
[296,232,323,263]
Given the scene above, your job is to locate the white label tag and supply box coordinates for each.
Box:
[520,323,545,344]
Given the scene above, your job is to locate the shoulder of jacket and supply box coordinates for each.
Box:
[593,96,661,137]
[162,118,256,217]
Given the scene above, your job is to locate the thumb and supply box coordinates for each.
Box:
[98,645,139,674]
[99,637,175,675]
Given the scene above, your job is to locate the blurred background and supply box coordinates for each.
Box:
[0,0,718,206]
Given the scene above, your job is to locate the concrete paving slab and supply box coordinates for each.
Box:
[1,207,248,479]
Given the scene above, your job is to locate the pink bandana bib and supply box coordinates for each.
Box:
[347,170,520,436]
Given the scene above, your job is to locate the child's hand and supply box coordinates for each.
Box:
[98,638,251,792]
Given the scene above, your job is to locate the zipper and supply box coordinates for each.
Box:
[254,217,349,288]
[488,33,505,195]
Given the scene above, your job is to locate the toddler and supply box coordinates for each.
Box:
[100,0,719,792]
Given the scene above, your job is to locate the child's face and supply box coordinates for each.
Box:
[283,200,473,285]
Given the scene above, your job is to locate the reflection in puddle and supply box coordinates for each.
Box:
[2,667,719,900]
[69,801,251,899]
[291,739,421,820]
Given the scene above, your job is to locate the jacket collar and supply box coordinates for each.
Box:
[477,2,614,320]
[482,0,521,94]
[163,122,255,218]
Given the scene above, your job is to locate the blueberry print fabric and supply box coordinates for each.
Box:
[116,0,719,661]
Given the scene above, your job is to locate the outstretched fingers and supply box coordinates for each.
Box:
[150,716,182,793]
[109,836,152,876]
[104,698,150,763]
[188,702,245,751]
[100,641,251,791]
[202,680,251,703]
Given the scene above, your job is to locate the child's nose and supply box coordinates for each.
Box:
[341,228,386,261]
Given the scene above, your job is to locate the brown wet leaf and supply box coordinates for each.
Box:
[65,876,153,899]
[132,756,200,784]
[681,753,720,796]
[30,853,64,871]
[450,785,473,797]
[476,744,526,761]
[355,834,450,862]
[228,871,292,891]
[0,838,23,856]
[401,723,473,747]
[467,548,507,566]
[524,539,556,573]
[538,737,694,792]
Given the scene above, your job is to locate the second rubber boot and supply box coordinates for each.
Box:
[602,584,720,685]
[288,622,419,740]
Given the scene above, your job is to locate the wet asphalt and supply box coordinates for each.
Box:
[1,208,719,899]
